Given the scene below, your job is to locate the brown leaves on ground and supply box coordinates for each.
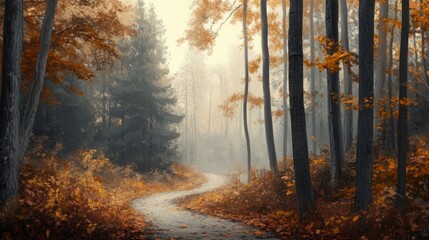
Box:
[179,136,429,239]
[0,144,205,240]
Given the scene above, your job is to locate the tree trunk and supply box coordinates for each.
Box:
[289,0,315,214]
[0,0,24,206]
[191,65,198,165]
[243,0,252,183]
[310,0,317,155]
[396,0,409,208]
[282,0,289,162]
[421,0,429,85]
[260,0,278,175]
[340,0,353,153]
[387,0,399,153]
[19,0,59,161]
[354,0,375,211]
[374,0,389,140]
[326,0,344,180]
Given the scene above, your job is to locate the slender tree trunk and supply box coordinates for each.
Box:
[191,66,198,165]
[374,0,389,140]
[354,0,375,211]
[0,0,24,206]
[208,89,212,137]
[260,0,278,175]
[326,0,344,180]
[310,0,317,155]
[185,76,189,165]
[282,0,289,162]
[421,0,429,85]
[340,0,353,153]
[242,0,252,183]
[387,0,399,153]
[289,0,315,214]
[19,0,59,161]
[396,0,409,208]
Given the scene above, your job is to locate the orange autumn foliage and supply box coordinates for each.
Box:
[218,92,264,118]
[0,139,205,240]
[180,137,429,239]
[0,0,133,103]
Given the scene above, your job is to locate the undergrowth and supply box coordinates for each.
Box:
[180,137,429,239]
[0,142,205,240]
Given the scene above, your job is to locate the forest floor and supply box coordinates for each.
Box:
[0,145,207,240]
[132,173,277,239]
[179,138,429,239]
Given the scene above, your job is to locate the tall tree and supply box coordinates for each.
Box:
[289,0,315,214]
[243,0,252,183]
[374,0,389,139]
[0,0,24,206]
[19,0,59,161]
[387,0,399,153]
[354,0,375,210]
[396,0,409,208]
[326,0,344,180]
[340,0,353,153]
[282,0,289,161]
[309,0,317,155]
[260,0,278,175]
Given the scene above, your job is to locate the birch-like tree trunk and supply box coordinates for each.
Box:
[282,0,289,162]
[309,0,317,155]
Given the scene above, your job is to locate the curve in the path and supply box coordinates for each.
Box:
[132,173,277,240]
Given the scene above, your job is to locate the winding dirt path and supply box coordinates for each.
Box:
[132,173,277,239]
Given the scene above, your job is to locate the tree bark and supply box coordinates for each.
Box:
[354,0,375,211]
[374,0,389,140]
[326,0,344,180]
[289,0,315,214]
[282,0,289,161]
[260,0,278,175]
[340,0,353,153]
[396,0,409,208]
[242,0,252,183]
[387,0,399,153]
[19,0,59,161]
[0,0,24,206]
[309,0,317,155]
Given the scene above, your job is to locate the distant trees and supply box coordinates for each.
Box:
[0,0,24,206]
[354,0,375,210]
[289,0,315,214]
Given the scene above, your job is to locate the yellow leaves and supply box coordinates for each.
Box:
[308,35,359,76]
[249,56,261,74]
[219,92,264,118]
[8,144,205,239]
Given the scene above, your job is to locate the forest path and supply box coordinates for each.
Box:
[132,173,277,239]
